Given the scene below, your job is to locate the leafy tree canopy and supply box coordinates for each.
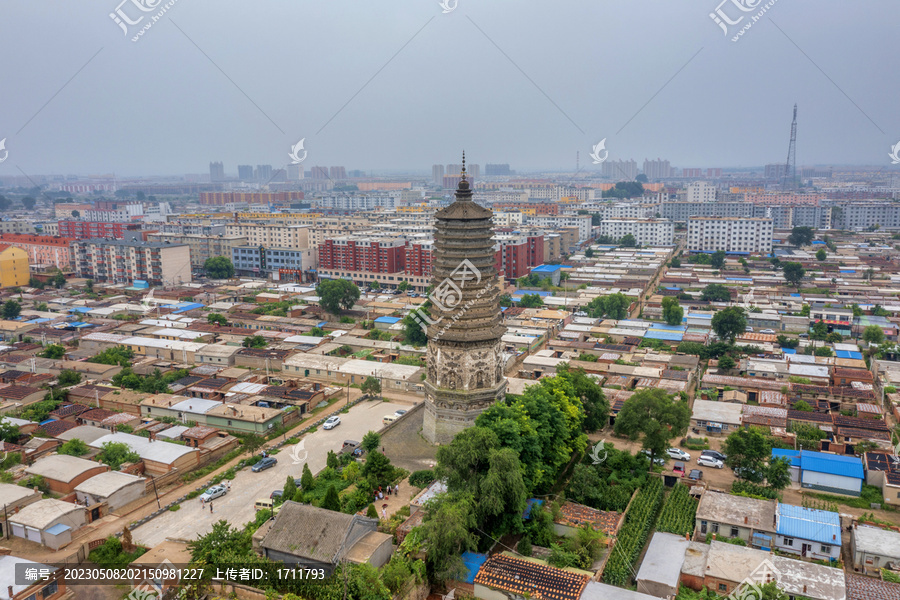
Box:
[317,279,361,314]
[711,306,747,343]
[613,388,690,461]
[204,256,235,279]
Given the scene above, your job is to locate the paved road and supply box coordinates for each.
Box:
[133,400,412,547]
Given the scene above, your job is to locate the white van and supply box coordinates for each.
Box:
[382,414,398,426]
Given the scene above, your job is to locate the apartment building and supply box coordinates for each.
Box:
[526,214,592,242]
[492,211,524,226]
[0,221,36,235]
[156,222,228,236]
[58,221,142,240]
[826,201,900,230]
[0,246,29,288]
[83,204,144,222]
[598,219,674,246]
[685,181,717,203]
[225,223,310,249]
[316,193,399,211]
[318,237,407,273]
[147,232,248,269]
[495,234,544,280]
[658,201,755,223]
[405,240,433,278]
[0,234,74,270]
[232,246,315,277]
[199,191,304,206]
[687,217,774,254]
[71,238,192,285]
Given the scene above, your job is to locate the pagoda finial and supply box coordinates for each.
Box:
[461,150,467,180]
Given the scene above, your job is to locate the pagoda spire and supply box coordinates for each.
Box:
[461,150,467,180]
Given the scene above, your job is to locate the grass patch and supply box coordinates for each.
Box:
[809,485,889,510]
[181,447,243,483]
[169,504,181,511]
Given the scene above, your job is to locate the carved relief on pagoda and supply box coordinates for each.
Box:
[427,342,502,391]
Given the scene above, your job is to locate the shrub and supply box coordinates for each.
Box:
[408,470,435,489]
[518,536,532,557]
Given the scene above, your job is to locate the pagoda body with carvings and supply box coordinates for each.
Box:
[422,155,505,444]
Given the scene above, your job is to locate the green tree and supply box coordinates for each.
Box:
[402,309,429,346]
[50,272,66,289]
[722,428,770,483]
[863,325,885,345]
[700,283,731,302]
[419,495,477,584]
[320,484,341,512]
[718,355,736,371]
[711,306,747,343]
[58,438,89,456]
[613,388,690,463]
[317,279,361,314]
[89,346,134,367]
[710,250,726,269]
[360,376,382,396]
[788,226,815,247]
[282,476,297,503]
[816,248,827,261]
[766,457,792,491]
[369,280,381,290]
[300,463,315,493]
[242,335,267,348]
[814,346,833,357]
[188,520,251,565]
[242,434,265,457]
[2,300,22,320]
[499,293,513,306]
[585,293,630,320]
[825,332,843,343]
[397,280,410,292]
[793,400,813,412]
[519,293,544,308]
[85,279,94,293]
[555,364,609,432]
[207,313,228,326]
[782,262,805,289]
[366,504,378,518]
[97,442,140,470]
[661,297,684,326]
[39,344,66,359]
[57,370,81,386]
[0,418,21,443]
[619,233,637,247]
[361,431,381,453]
[28,277,46,290]
[204,256,235,279]
[670,257,681,268]
[361,451,395,488]
[585,248,594,258]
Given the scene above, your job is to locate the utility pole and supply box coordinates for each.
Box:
[150,476,161,509]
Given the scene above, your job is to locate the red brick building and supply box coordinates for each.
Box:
[0,234,74,270]
[318,237,406,273]
[58,220,142,240]
[404,240,433,277]
[495,235,545,280]
[199,191,305,206]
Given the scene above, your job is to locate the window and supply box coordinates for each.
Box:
[711,523,719,533]
[731,527,739,537]
[41,582,58,598]
[821,544,831,554]
[718,584,727,592]
[784,537,793,547]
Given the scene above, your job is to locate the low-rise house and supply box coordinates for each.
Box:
[774,503,841,561]
[24,455,108,494]
[0,483,42,538]
[863,451,900,506]
[0,384,47,413]
[845,573,900,600]
[553,501,624,538]
[0,555,70,600]
[635,532,691,598]
[851,525,900,575]
[581,582,658,600]
[690,399,743,436]
[8,498,87,549]
[195,343,242,366]
[474,553,588,600]
[74,471,146,512]
[88,432,199,476]
[695,491,777,548]
[775,449,865,497]
[258,502,390,574]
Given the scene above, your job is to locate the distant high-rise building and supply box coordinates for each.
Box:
[447,163,463,175]
[469,164,479,179]
[485,164,511,176]
[601,159,638,181]
[706,168,723,178]
[256,164,273,182]
[270,168,287,183]
[685,181,717,203]
[329,166,347,180]
[209,161,225,182]
[310,166,329,179]
[681,168,702,178]
[765,164,789,179]
[238,165,254,181]
[287,164,304,180]
[348,170,365,178]
[432,164,445,185]
[642,158,672,180]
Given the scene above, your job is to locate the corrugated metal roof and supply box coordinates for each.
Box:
[772,448,801,467]
[776,503,841,545]
[799,450,864,479]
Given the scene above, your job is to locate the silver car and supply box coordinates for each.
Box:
[200,485,227,502]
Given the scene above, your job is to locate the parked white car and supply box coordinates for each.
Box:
[760,329,776,334]
[323,416,341,430]
[666,448,691,461]
[200,485,228,502]
[697,455,724,468]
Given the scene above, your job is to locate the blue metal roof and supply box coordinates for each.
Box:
[725,277,753,281]
[772,448,801,467]
[835,350,863,359]
[776,503,841,545]
[651,323,687,332]
[665,287,681,291]
[44,523,72,536]
[26,318,51,324]
[782,348,796,354]
[68,307,92,314]
[839,270,856,274]
[799,450,864,479]
[644,330,683,341]
[812,241,826,245]
[512,289,552,297]
[532,264,562,273]
[374,316,401,324]
[460,552,488,584]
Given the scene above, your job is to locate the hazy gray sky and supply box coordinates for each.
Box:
[1,1,898,176]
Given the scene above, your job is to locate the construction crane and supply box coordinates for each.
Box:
[782,103,797,191]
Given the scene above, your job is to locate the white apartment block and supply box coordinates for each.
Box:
[493,211,524,226]
[599,219,674,246]
[687,216,774,254]
[527,214,592,242]
[83,204,144,222]
[316,193,399,211]
[474,191,529,204]
[225,223,311,249]
[685,181,717,203]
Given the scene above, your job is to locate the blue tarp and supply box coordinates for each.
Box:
[812,241,826,245]
[460,552,488,584]
[374,316,401,324]
[665,287,681,291]
[782,348,796,354]
[25,318,51,324]
[839,270,856,274]
[523,498,545,519]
